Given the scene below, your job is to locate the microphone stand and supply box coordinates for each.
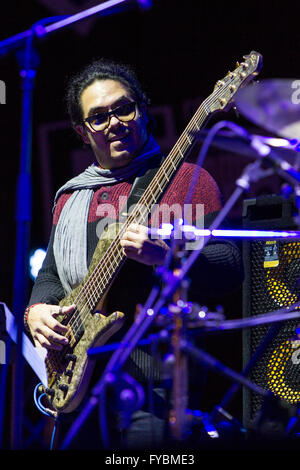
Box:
[0,0,141,450]
[9,28,39,450]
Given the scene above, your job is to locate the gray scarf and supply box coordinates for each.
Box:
[53,135,161,294]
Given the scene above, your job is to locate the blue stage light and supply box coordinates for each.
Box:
[137,0,152,10]
[29,248,46,280]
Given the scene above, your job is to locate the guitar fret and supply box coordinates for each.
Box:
[175,144,184,158]
[147,183,157,199]
[160,165,170,182]
[156,180,163,192]
[169,159,177,170]
[185,134,193,145]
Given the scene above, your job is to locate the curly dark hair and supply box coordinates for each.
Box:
[65,58,150,130]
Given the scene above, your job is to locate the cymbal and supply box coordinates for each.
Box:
[195,129,300,165]
[235,79,300,141]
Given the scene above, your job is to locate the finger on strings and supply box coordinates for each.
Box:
[120,239,140,250]
[127,223,148,235]
[41,325,69,346]
[48,317,69,335]
[34,332,65,351]
[51,304,76,318]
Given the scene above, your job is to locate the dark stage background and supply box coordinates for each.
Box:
[0,0,298,449]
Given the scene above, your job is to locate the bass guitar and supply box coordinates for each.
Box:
[42,51,263,413]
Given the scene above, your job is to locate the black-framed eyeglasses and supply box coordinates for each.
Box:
[84,101,137,132]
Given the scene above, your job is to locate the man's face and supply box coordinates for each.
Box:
[76,79,148,169]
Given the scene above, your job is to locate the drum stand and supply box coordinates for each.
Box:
[61,121,300,449]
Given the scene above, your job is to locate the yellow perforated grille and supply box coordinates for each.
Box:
[267,339,300,404]
[266,242,300,308]
[265,242,300,404]
[247,239,300,419]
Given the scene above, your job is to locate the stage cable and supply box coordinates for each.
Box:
[33,383,59,450]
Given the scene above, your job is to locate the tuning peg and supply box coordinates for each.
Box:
[214,80,224,91]
[241,62,249,69]
[227,71,236,79]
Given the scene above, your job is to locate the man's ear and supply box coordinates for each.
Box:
[140,103,149,125]
[75,124,90,145]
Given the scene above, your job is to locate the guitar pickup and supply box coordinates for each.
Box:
[67,319,84,347]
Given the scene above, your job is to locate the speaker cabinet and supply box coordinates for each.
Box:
[242,195,300,430]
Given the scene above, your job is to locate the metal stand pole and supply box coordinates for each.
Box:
[0,0,143,449]
[11,33,38,449]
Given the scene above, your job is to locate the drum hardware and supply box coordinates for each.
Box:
[59,78,300,448]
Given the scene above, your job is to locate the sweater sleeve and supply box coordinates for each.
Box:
[159,164,244,300]
[189,238,244,299]
[28,225,66,306]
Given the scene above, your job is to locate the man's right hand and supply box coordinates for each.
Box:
[27,304,76,351]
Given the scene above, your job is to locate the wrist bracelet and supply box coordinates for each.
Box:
[24,303,43,332]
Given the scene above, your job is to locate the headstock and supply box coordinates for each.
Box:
[207,51,263,114]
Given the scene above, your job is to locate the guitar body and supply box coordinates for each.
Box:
[44,224,125,413]
[42,51,263,413]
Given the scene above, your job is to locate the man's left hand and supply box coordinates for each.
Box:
[120,223,169,266]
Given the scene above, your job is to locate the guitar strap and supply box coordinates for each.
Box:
[118,154,166,224]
